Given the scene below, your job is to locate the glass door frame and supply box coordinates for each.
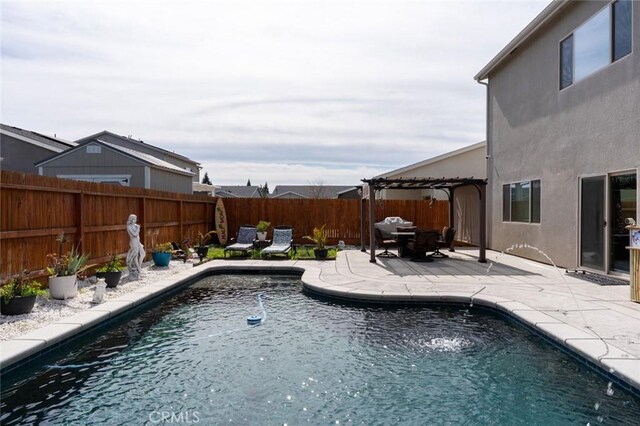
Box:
[578,169,638,275]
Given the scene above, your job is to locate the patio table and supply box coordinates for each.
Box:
[391,231,415,258]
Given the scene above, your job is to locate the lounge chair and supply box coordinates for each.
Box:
[406,229,439,262]
[260,226,294,258]
[224,225,257,257]
[375,227,397,258]
[432,227,456,258]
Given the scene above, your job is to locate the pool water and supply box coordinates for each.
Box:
[2,274,639,425]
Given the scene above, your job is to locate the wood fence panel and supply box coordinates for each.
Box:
[1,171,216,280]
[222,198,449,246]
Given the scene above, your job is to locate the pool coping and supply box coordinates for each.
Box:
[1,259,639,398]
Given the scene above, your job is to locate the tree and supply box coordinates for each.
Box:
[309,179,327,199]
[258,182,269,198]
[201,172,212,185]
[246,179,251,186]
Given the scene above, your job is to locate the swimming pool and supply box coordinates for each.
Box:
[2,274,639,424]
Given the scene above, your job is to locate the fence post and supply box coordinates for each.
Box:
[179,200,184,240]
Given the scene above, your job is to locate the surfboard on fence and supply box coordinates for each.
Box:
[214,198,228,245]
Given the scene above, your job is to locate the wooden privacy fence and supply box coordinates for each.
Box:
[222,197,449,245]
[1,171,216,279]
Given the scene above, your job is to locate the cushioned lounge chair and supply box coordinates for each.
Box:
[224,225,257,257]
[260,226,294,258]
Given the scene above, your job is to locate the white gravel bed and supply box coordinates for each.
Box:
[0,260,196,341]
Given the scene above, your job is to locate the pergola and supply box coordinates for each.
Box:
[360,176,488,263]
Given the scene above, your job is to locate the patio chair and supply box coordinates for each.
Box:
[375,227,397,258]
[432,227,456,258]
[260,226,294,258]
[224,225,257,257]
[406,229,439,262]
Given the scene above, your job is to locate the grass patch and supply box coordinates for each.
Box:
[205,246,337,260]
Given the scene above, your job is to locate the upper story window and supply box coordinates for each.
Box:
[560,0,632,90]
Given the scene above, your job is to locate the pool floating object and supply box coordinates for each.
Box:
[247,315,262,325]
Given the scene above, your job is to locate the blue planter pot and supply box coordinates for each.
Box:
[152,252,171,267]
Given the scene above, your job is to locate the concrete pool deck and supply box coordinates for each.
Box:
[1,247,639,394]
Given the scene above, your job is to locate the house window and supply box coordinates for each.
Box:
[503,179,541,223]
[86,145,102,154]
[559,0,632,89]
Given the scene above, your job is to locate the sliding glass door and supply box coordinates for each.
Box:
[580,176,605,271]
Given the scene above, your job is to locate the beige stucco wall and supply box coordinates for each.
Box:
[486,1,640,268]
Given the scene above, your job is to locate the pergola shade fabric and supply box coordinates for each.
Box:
[360,176,488,263]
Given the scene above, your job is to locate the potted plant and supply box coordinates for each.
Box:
[46,246,90,300]
[1,271,44,315]
[152,242,173,267]
[194,230,216,261]
[304,224,328,258]
[256,221,270,241]
[95,253,126,288]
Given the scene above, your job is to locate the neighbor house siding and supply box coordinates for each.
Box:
[94,133,200,182]
[149,167,193,194]
[487,0,640,268]
[0,134,63,174]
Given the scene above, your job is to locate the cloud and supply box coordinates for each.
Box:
[1,0,549,184]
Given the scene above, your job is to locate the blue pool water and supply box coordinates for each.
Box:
[2,274,639,425]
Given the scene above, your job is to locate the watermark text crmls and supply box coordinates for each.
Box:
[148,410,200,424]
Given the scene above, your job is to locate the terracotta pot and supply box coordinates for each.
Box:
[48,275,78,300]
[0,295,37,315]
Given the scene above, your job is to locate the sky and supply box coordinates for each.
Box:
[1,0,549,186]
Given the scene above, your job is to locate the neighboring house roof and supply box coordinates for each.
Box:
[216,186,261,198]
[35,139,195,176]
[375,141,486,178]
[0,123,76,152]
[270,191,308,199]
[475,0,569,80]
[271,185,356,199]
[75,130,200,166]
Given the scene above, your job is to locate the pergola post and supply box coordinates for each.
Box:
[448,187,455,228]
[369,186,377,263]
[479,184,487,263]
[360,193,366,252]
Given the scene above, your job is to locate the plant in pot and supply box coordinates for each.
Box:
[0,270,44,315]
[152,242,173,267]
[256,221,270,241]
[194,230,216,261]
[95,253,126,288]
[304,224,328,259]
[46,246,90,300]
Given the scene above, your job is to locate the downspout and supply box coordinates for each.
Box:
[477,79,490,259]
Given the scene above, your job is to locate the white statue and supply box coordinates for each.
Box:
[92,278,107,304]
[126,214,145,278]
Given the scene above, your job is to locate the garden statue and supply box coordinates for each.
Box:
[92,278,107,304]
[126,214,145,278]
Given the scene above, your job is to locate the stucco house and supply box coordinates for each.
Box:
[374,141,486,245]
[75,131,201,183]
[0,123,76,174]
[36,139,195,194]
[475,0,638,274]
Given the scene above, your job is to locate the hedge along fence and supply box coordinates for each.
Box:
[1,171,217,282]
[222,197,449,246]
